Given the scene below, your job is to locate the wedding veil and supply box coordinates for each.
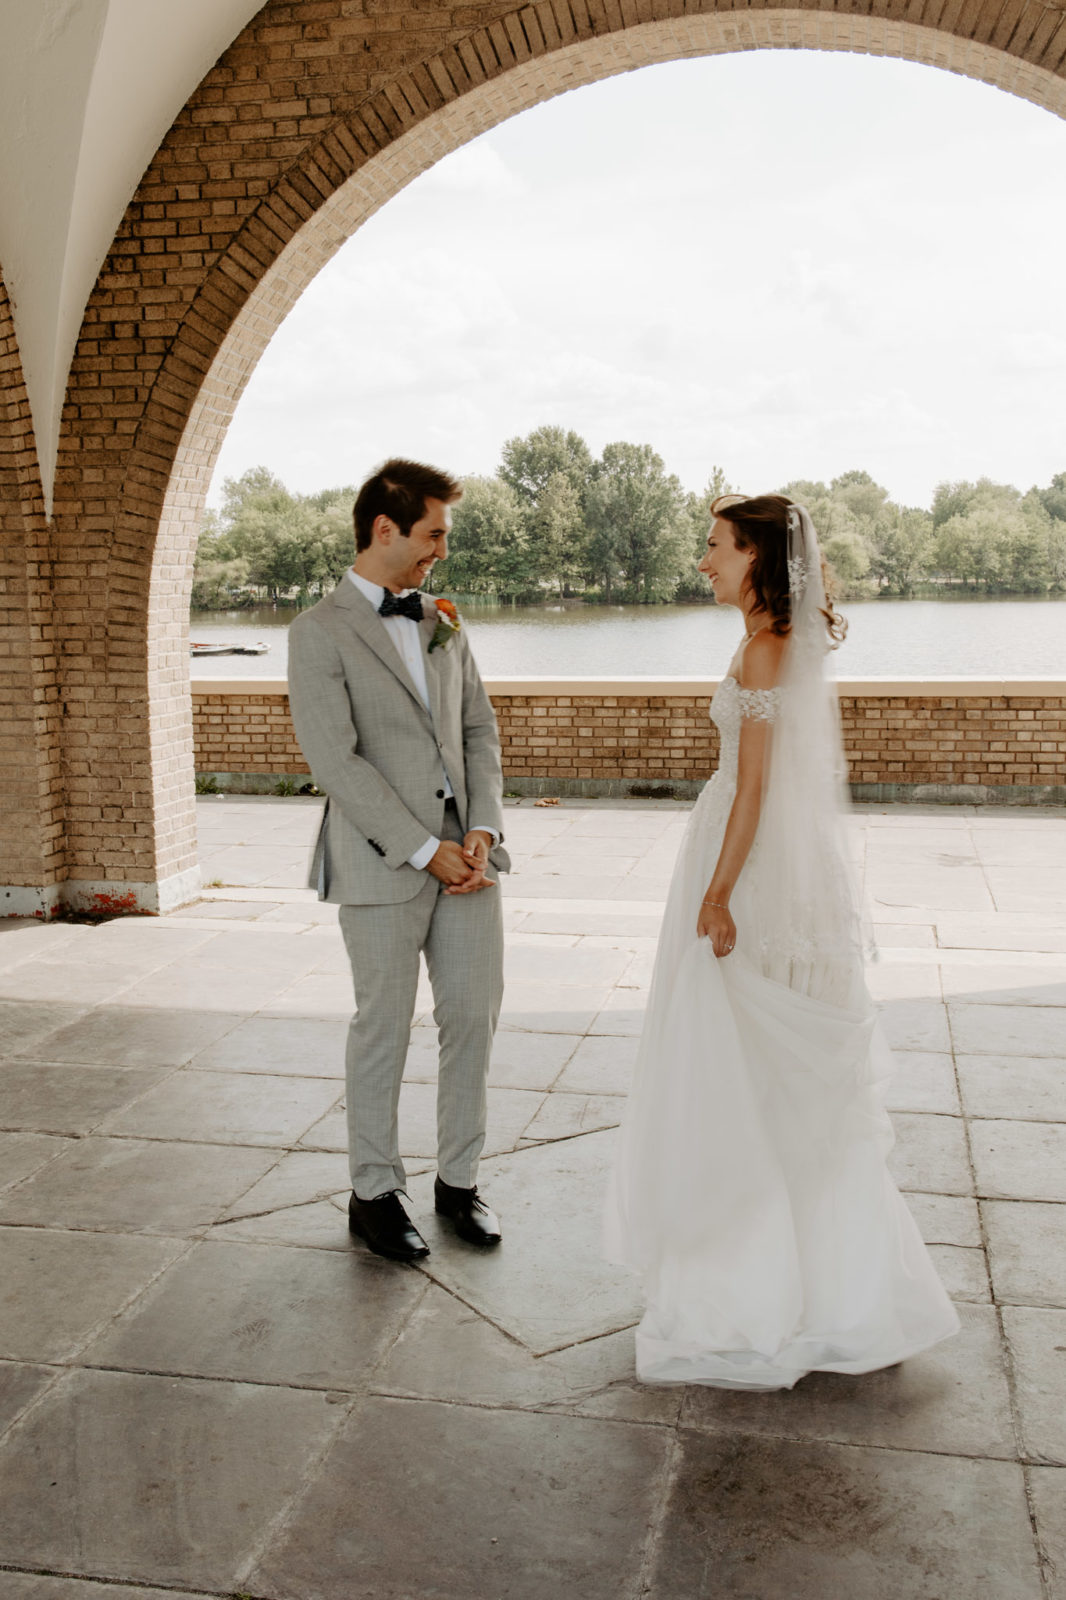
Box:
[742,504,866,1006]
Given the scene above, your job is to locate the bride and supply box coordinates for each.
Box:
[605,493,959,1388]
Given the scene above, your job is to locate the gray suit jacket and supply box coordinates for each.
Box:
[287,579,510,904]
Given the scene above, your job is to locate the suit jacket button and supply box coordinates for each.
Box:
[436,789,445,799]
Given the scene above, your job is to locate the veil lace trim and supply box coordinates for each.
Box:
[744,504,865,1000]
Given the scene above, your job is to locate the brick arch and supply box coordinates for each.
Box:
[16,0,1066,909]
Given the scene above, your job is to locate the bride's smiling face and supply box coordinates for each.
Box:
[698,517,755,609]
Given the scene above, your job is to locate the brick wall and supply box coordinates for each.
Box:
[192,679,1066,800]
[5,0,1066,903]
[196,689,306,776]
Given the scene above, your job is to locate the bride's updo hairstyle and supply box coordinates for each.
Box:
[709,492,846,644]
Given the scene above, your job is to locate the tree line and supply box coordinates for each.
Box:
[192,427,1066,609]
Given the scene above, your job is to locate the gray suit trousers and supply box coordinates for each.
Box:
[338,808,504,1199]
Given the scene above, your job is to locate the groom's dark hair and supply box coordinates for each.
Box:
[354,458,462,551]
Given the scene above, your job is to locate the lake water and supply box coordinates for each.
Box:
[190,596,1066,679]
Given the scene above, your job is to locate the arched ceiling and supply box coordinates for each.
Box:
[0,0,265,515]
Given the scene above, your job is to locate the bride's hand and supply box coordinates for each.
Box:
[698,898,736,958]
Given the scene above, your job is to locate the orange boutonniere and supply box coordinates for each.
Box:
[428,596,462,653]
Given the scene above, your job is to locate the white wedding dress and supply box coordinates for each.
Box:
[605,670,960,1388]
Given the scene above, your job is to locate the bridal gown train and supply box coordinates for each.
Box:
[605,675,960,1388]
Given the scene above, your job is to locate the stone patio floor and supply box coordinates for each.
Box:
[1,795,1065,1599]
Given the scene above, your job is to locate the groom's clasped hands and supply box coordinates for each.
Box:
[427,830,497,894]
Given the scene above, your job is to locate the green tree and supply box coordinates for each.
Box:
[526,470,586,596]
[444,475,530,600]
[1047,520,1066,591]
[1036,471,1066,523]
[190,555,251,610]
[1000,519,1051,593]
[867,509,933,596]
[830,469,890,523]
[675,467,733,599]
[198,470,356,603]
[932,508,1008,589]
[499,425,592,508]
[191,507,250,607]
[498,425,595,595]
[585,442,689,603]
[931,477,1021,528]
[822,527,871,591]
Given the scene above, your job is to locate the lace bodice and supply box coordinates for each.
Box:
[709,676,781,785]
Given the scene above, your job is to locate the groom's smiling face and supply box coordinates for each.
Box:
[383,497,452,592]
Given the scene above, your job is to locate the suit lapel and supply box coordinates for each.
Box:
[420,608,444,732]
[331,579,429,717]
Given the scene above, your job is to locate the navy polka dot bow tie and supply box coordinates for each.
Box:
[378,591,424,622]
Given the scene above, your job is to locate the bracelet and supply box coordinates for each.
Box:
[702,898,730,910]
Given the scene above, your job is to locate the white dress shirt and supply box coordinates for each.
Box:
[347,569,498,870]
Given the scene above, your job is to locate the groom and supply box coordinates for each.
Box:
[287,459,509,1262]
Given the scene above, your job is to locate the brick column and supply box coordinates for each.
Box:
[0,281,67,916]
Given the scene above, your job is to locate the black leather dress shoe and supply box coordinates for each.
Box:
[434,1176,502,1246]
[348,1191,429,1262]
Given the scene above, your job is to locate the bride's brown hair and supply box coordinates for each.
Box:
[710,493,846,644]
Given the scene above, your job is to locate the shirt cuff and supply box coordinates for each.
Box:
[468,824,500,846]
[408,836,439,871]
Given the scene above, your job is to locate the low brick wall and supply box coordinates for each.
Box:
[192,678,1066,803]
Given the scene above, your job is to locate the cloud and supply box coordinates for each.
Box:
[991,334,1066,375]
[209,51,1066,514]
[419,141,523,198]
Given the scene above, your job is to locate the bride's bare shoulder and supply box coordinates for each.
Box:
[738,628,788,690]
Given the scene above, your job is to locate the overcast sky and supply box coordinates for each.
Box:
[208,49,1066,512]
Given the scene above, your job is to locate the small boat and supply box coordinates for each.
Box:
[190,641,271,656]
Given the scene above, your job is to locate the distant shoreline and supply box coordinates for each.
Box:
[192,588,1066,617]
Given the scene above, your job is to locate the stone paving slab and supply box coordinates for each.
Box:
[0,1369,341,1591]
[0,1000,90,1055]
[218,1148,349,1219]
[83,1237,426,1390]
[0,1136,279,1235]
[0,1361,57,1432]
[882,1049,959,1114]
[970,1119,1066,1202]
[928,1241,990,1301]
[0,1062,170,1136]
[209,1196,358,1252]
[1028,1468,1066,1600]
[0,959,148,1007]
[951,1002,1066,1057]
[679,1302,1013,1457]
[0,1131,73,1190]
[958,1052,1066,1120]
[886,1111,974,1196]
[0,797,1064,1598]
[14,1003,242,1067]
[249,1397,670,1600]
[649,1433,1044,1600]
[1001,1306,1066,1464]
[187,1012,349,1075]
[0,1228,183,1362]
[983,1199,1066,1306]
[99,1067,340,1147]
[555,1031,639,1094]
[373,1279,679,1424]
[0,1581,209,1600]
[906,1190,982,1247]
[0,922,87,972]
[405,1130,643,1354]
[878,998,952,1052]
